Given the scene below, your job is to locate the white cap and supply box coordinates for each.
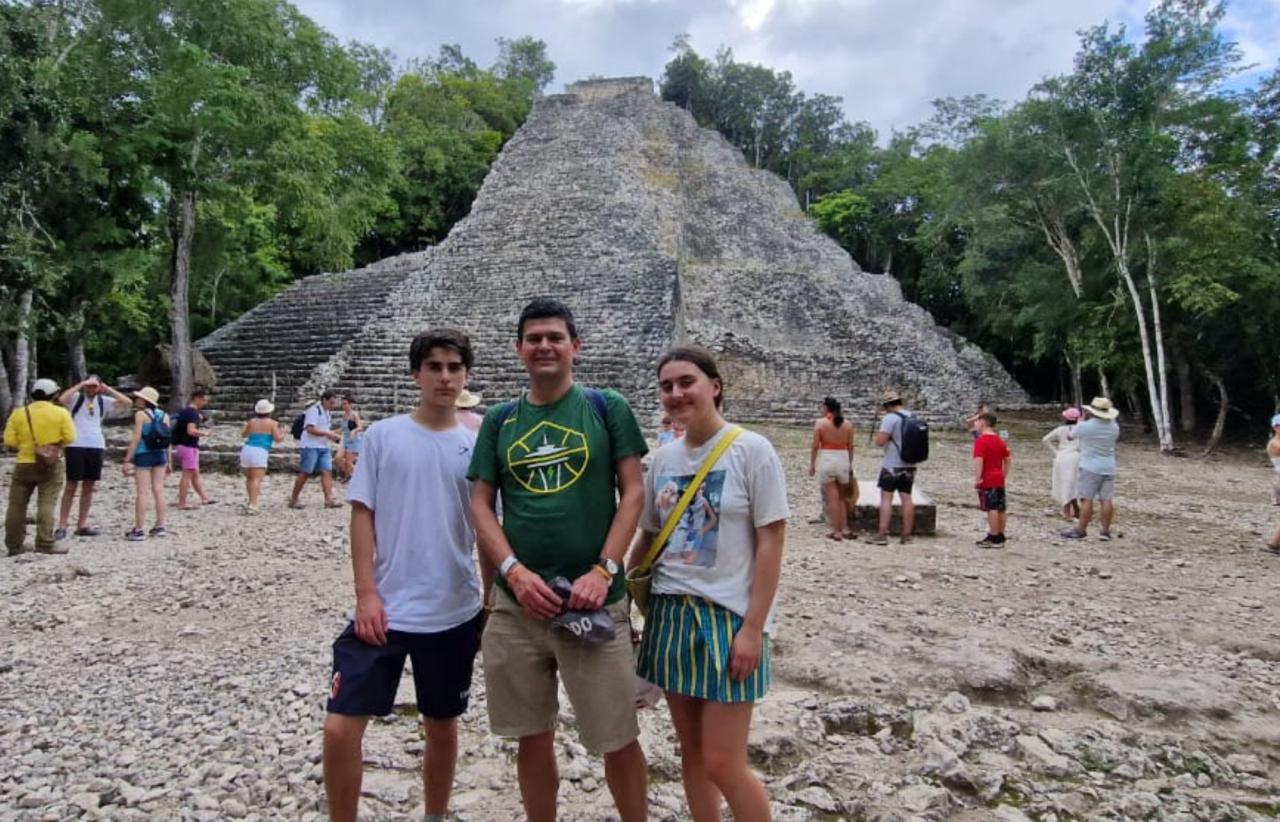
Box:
[32,378,59,398]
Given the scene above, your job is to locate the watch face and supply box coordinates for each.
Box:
[601,558,619,575]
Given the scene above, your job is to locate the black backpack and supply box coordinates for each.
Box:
[290,409,309,441]
[142,411,172,450]
[894,411,929,464]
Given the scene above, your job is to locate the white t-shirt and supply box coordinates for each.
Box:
[300,404,333,449]
[66,392,109,449]
[640,425,790,632]
[344,415,482,633]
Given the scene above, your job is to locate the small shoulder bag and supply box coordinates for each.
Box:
[626,425,743,616]
[25,406,64,468]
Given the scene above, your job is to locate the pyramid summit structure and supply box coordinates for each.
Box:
[198,78,1025,425]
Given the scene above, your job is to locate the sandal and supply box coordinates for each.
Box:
[826,533,843,541]
[324,501,344,509]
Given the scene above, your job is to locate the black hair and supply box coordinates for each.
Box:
[823,396,844,428]
[321,389,340,402]
[409,328,474,371]
[657,346,723,409]
[190,388,209,400]
[517,298,578,341]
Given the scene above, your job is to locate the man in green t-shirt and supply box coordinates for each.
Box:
[469,298,649,822]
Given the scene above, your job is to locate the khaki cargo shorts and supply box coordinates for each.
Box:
[481,587,639,754]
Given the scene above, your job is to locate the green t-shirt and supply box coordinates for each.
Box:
[468,385,648,603]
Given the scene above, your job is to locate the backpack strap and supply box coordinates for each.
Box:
[71,393,85,417]
[891,411,906,456]
[493,387,609,429]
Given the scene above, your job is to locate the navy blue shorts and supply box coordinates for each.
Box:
[326,613,482,720]
[65,447,105,482]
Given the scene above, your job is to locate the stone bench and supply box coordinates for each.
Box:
[844,479,936,536]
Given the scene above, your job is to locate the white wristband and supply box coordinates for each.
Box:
[499,555,519,578]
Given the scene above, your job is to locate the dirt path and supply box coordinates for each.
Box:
[2,413,1278,821]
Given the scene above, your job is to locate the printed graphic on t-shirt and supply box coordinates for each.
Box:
[507,421,590,493]
[655,470,726,568]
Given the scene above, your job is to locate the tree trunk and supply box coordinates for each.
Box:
[67,301,87,382]
[1175,352,1196,433]
[1116,259,1175,451]
[169,190,197,408]
[0,351,11,422]
[1202,370,1228,456]
[13,289,34,400]
[1146,237,1174,451]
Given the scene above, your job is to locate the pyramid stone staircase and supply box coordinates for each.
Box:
[198,78,1025,431]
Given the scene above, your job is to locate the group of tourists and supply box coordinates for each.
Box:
[321,298,788,822]
[807,390,929,546]
[1043,397,1122,541]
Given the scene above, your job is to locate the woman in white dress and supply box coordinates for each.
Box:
[1042,407,1082,520]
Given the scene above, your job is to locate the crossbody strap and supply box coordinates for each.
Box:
[24,406,43,447]
[635,425,743,576]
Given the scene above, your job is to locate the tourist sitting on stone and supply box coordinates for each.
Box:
[630,346,789,822]
[335,395,364,481]
[56,375,131,540]
[5,378,76,556]
[1042,407,1081,520]
[289,389,342,509]
[121,387,171,541]
[173,388,215,509]
[810,396,855,540]
[240,399,284,515]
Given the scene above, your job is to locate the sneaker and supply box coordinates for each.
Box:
[1059,528,1087,540]
[1097,531,1112,542]
[54,528,67,541]
[976,534,998,546]
[148,526,168,537]
[243,504,259,516]
[125,529,146,542]
[865,534,889,545]
[74,527,101,537]
[899,535,914,545]
[993,533,1007,544]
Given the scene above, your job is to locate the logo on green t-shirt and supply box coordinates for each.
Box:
[507,421,590,493]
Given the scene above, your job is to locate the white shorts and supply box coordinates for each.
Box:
[239,445,269,469]
[815,450,851,484]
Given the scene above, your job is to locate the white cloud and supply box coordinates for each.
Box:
[291,0,1276,138]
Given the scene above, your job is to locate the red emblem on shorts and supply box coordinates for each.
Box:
[330,672,341,699]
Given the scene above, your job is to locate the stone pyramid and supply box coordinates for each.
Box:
[198,78,1025,426]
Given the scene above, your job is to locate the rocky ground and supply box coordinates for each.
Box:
[2,412,1278,821]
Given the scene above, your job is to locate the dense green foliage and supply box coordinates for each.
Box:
[0,0,551,414]
[661,1,1280,448]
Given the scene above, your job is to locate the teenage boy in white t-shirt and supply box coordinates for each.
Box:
[322,329,484,822]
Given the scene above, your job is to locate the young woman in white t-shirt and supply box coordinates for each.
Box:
[629,346,789,822]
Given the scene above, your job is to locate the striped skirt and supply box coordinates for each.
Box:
[636,594,770,703]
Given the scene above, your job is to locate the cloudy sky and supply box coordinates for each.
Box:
[290,0,1280,137]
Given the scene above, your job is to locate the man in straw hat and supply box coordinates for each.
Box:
[867,390,921,546]
[1061,396,1121,541]
[455,389,483,433]
[4,378,76,555]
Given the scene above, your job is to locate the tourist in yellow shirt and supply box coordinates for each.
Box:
[5,378,77,555]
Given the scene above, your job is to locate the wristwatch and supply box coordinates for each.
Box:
[499,555,520,579]
[597,558,619,578]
